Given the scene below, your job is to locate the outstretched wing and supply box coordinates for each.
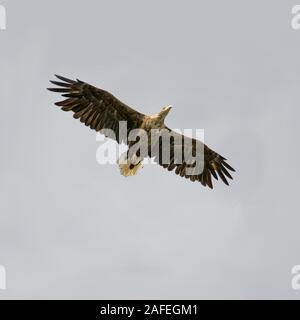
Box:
[151,127,235,189]
[48,75,145,144]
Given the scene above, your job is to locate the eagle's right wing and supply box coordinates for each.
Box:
[48,75,145,144]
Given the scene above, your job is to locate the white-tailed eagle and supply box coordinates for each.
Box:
[48,75,235,188]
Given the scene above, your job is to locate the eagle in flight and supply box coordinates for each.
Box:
[48,75,235,189]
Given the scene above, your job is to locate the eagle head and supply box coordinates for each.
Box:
[159,105,172,120]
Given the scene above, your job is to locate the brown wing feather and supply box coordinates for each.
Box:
[151,127,235,189]
[48,75,145,144]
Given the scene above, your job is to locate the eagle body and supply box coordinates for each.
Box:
[48,75,235,189]
[118,108,172,176]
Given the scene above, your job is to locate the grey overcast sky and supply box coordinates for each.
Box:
[0,0,300,299]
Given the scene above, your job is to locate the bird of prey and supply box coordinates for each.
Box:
[48,75,235,188]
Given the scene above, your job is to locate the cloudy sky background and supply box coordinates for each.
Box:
[0,0,300,299]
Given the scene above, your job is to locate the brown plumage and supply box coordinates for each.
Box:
[48,75,144,143]
[150,128,235,188]
[48,75,235,188]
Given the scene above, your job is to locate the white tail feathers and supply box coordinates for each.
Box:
[117,152,143,177]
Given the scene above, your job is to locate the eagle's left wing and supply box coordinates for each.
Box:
[151,127,235,189]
